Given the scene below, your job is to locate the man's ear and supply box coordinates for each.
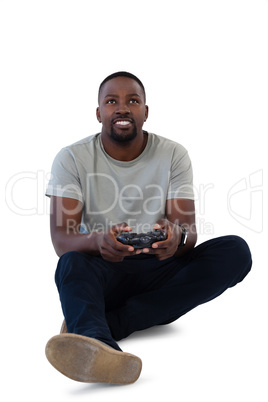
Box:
[96,107,101,123]
[144,105,149,122]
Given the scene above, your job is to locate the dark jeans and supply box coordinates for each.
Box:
[55,235,252,351]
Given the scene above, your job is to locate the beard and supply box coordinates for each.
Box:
[110,123,138,143]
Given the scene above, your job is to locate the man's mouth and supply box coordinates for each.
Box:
[113,118,133,128]
[115,121,131,126]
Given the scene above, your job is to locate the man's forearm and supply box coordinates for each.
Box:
[173,229,197,257]
[51,229,100,257]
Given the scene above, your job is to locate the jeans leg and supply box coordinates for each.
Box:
[55,251,122,351]
[107,235,252,341]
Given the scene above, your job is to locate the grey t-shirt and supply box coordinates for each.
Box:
[46,132,194,233]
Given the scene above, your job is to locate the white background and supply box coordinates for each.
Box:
[1,0,267,401]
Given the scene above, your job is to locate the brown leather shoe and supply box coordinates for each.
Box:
[45,333,142,384]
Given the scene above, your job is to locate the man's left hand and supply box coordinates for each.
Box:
[142,219,182,261]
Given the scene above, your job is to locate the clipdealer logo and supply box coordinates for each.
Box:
[227,170,263,233]
[5,169,264,234]
[5,170,50,216]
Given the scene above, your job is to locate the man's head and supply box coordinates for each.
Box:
[96,72,148,145]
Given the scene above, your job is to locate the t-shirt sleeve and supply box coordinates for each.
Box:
[45,148,83,203]
[167,145,194,200]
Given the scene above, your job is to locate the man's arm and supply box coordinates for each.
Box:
[49,196,138,261]
[166,198,197,255]
[144,198,197,260]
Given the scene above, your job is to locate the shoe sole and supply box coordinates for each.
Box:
[45,334,142,384]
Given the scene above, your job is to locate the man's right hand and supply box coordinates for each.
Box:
[96,223,141,262]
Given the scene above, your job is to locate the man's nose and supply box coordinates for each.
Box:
[116,102,130,114]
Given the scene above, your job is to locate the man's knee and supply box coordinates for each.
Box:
[197,235,252,288]
[210,235,252,287]
[56,251,88,275]
[226,235,252,283]
[58,250,86,267]
[55,251,95,288]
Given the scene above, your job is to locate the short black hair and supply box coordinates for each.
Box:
[98,71,146,102]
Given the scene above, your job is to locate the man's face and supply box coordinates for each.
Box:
[97,76,148,143]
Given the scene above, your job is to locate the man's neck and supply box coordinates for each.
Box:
[100,131,148,162]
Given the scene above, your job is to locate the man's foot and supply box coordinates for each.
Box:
[45,333,142,384]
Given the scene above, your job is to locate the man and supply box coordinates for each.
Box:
[45,71,252,385]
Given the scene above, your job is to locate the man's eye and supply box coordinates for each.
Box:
[130,99,139,104]
[107,100,116,104]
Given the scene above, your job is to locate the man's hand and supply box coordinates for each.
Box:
[142,219,182,261]
[96,223,141,262]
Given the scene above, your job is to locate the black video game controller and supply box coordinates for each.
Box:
[116,229,167,249]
